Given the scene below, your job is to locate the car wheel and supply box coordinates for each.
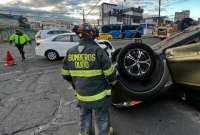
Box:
[112,43,168,102]
[45,50,59,61]
[117,43,156,80]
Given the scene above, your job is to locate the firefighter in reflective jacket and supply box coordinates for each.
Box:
[9,29,31,61]
[61,23,116,135]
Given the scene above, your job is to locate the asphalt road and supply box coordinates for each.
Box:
[0,38,200,135]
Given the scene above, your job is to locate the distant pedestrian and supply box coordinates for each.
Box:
[9,29,31,61]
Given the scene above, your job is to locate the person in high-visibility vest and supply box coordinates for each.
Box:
[61,23,117,135]
[9,29,31,61]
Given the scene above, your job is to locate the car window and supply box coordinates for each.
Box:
[48,30,70,34]
[53,35,72,42]
[98,42,104,44]
[103,41,112,49]
[36,31,41,38]
[72,35,80,42]
[60,30,70,34]
[47,30,57,34]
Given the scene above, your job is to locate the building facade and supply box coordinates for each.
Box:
[174,10,190,22]
[142,16,172,26]
[40,20,73,30]
[99,3,143,25]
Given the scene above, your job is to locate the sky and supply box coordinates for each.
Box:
[0,0,199,21]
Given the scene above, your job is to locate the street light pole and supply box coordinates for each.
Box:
[81,8,85,23]
[158,0,161,26]
[83,8,85,23]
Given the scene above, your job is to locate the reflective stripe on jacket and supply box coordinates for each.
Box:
[61,38,116,108]
[9,33,30,45]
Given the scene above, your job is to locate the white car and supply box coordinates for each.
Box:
[35,33,115,61]
[35,29,71,45]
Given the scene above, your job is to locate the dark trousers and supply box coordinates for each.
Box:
[16,45,25,60]
[79,106,113,135]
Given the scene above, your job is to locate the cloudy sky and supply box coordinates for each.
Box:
[0,0,199,21]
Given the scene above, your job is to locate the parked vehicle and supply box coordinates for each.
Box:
[153,26,169,39]
[112,24,200,107]
[35,33,115,61]
[101,24,121,39]
[101,24,143,39]
[122,25,143,38]
[97,33,113,40]
[140,23,155,35]
[35,29,71,45]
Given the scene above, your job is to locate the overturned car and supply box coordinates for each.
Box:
[112,25,200,106]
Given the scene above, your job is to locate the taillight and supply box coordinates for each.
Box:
[36,42,40,46]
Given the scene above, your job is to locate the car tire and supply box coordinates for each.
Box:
[117,43,156,80]
[112,56,167,103]
[45,50,59,61]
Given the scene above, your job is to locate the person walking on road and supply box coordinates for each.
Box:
[9,29,31,61]
[61,23,117,135]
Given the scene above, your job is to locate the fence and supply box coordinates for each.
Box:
[0,28,37,42]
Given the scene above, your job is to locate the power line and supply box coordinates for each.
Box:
[86,0,101,16]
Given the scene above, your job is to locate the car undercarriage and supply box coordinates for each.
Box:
[112,24,200,105]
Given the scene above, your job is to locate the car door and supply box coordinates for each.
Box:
[52,35,79,57]
[165,43,200,89]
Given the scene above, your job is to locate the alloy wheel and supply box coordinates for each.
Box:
[124,48,151,77]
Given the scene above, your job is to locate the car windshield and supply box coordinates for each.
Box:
[158,28,167,32]
[36,31,41,38]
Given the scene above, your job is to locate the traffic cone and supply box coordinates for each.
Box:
[4,51,16,66]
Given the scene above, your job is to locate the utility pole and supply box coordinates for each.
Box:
[83,8,85,23]
[122,1,124,25]
[81,8,85,23]
[158,0,161,26]
[102,5,104,25]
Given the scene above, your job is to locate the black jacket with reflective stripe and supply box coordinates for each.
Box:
[62,38,116,108]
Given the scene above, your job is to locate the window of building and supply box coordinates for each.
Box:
[117,16,122,22]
